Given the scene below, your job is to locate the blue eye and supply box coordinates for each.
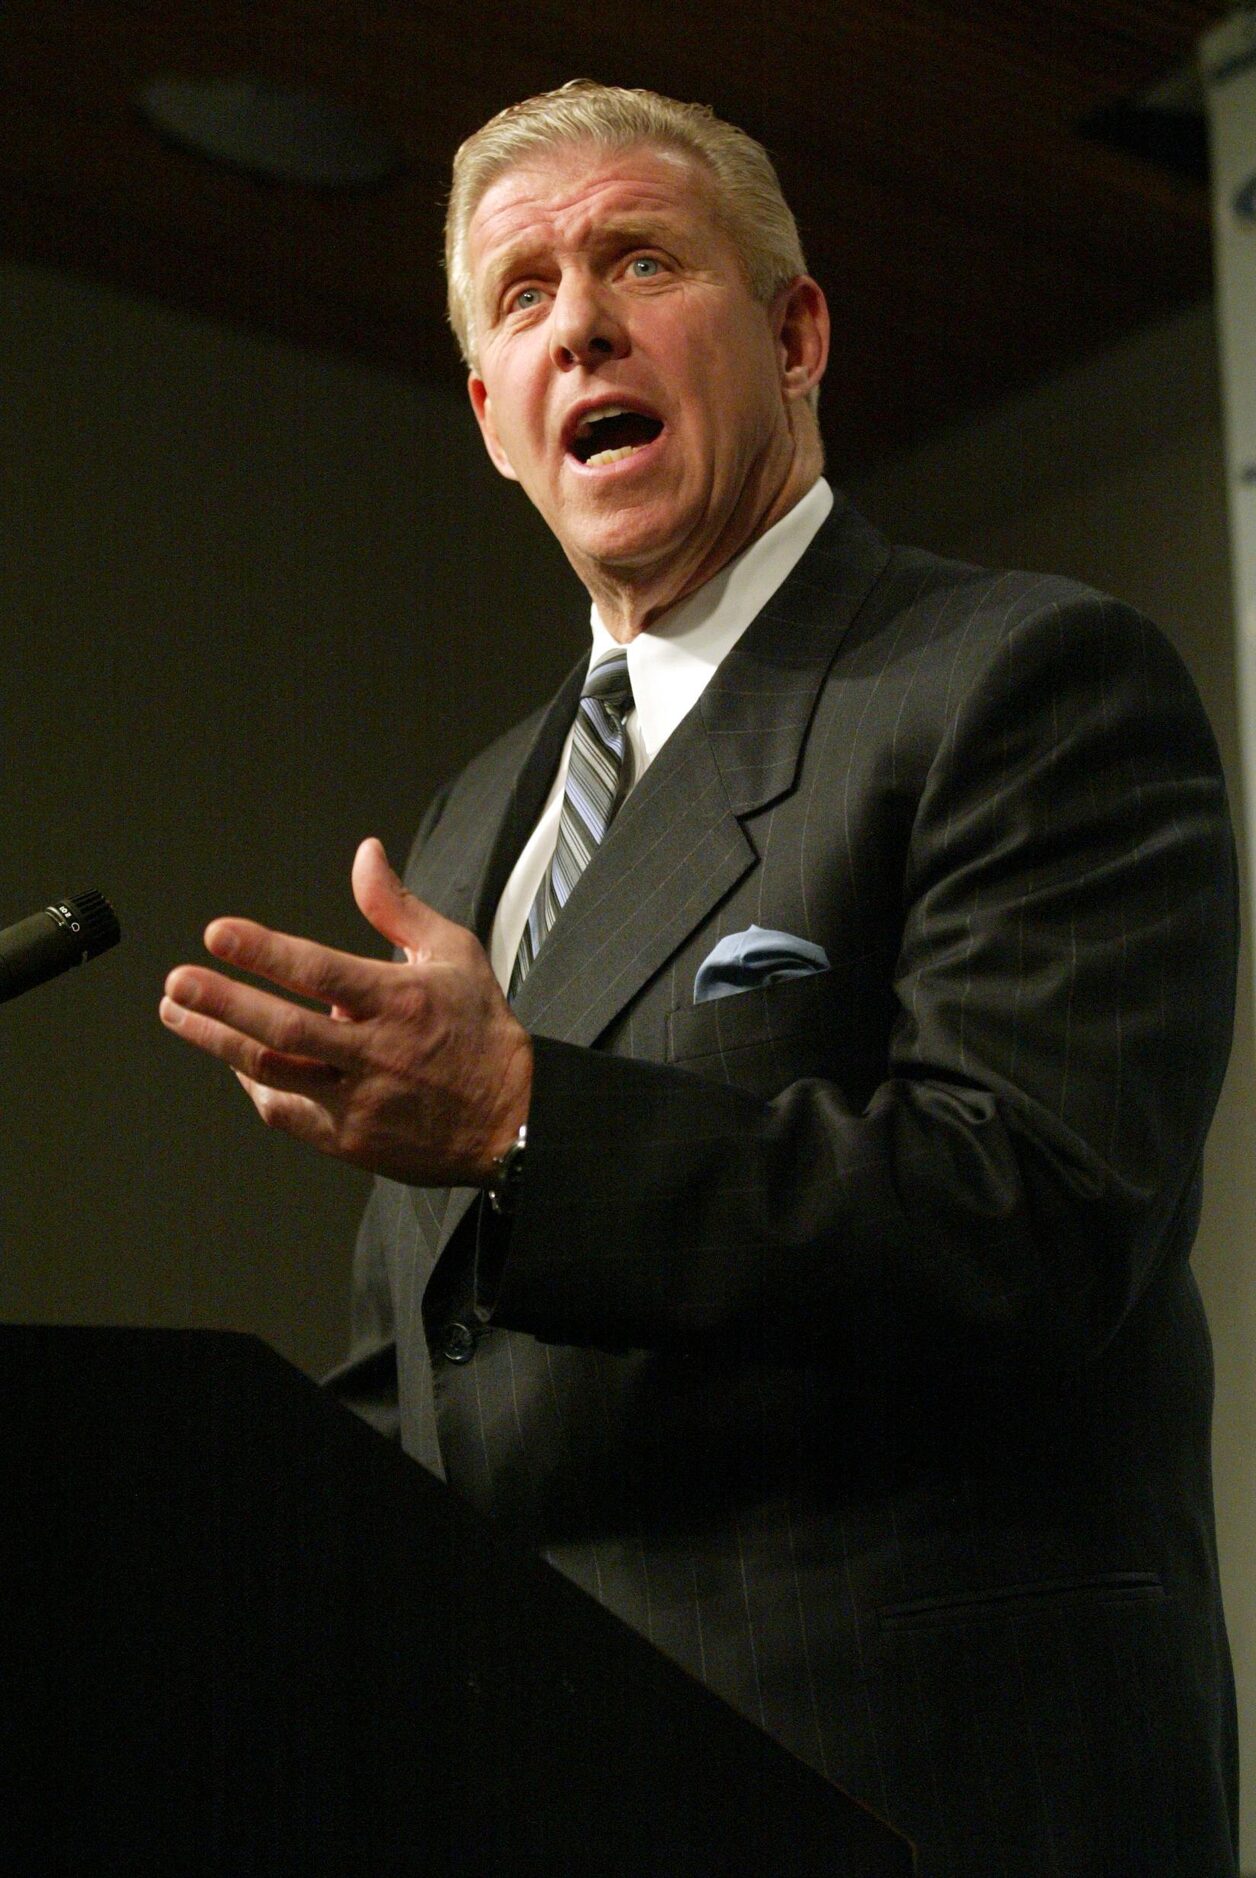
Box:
[630,256,661,277]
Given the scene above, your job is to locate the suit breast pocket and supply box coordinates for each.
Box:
[877,1571,1166,1634]
[666,959,890,1102]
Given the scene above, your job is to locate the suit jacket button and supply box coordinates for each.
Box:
[441,1321,477,1364]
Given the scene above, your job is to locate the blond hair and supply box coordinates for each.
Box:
[444,80,808,368]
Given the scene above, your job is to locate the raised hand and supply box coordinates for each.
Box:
[159,837,531,1188]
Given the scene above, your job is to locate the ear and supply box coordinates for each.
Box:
[771,276,829,407]
[468,372,520,482]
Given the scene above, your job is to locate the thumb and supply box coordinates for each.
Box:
[351,837,443,962]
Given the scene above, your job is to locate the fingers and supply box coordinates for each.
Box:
[163,961,365,1067]
[352,837,466,963]
[202,916,386,1016]
[157,849,508,1185]
[159,988,342,1093]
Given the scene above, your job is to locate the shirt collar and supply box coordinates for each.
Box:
[588,478,835,761]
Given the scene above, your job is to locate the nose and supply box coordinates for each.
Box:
[549,271,628,369]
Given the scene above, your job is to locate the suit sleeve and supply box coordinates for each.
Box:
[486,596,1238,1374]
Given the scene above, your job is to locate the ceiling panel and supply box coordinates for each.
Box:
[0,0,1228,469]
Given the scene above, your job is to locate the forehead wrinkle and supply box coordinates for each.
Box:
[468,150,720,305]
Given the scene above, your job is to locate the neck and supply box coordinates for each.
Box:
[581,432,823,644]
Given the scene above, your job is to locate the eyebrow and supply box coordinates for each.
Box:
[478,212,694,313]
[478,244,543,314]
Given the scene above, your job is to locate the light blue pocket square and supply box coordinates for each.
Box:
[693,925,831,1004]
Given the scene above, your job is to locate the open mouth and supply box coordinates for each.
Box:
[568,406,664,468]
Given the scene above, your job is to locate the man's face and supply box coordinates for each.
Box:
[464,142,815,615]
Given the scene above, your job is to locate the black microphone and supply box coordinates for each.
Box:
[0,891,121,1004]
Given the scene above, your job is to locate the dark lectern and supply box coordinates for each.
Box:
[2,1327,914,1875]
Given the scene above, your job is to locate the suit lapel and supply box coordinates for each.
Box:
[511,497,892,1046]
[510,714,754,1043]
[411,654,587,942]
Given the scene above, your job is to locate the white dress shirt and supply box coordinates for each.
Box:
[489,477,835,991]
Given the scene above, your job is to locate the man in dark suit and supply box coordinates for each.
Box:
[162,83,1239,1873]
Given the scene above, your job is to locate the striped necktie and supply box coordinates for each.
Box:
[510,650,634,997]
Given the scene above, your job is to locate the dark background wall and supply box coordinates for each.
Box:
[2,256,577,1374]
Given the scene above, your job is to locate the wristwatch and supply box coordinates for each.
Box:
[486,1122,527,1216]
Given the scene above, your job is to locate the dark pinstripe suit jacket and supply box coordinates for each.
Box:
[331,498,1239,1875]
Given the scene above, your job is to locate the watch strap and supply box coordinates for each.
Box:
[486,1122,527,1216]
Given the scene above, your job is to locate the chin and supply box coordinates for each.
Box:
[567,504,694,572]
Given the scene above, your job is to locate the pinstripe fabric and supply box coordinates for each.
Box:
[329,499,1240,1875]
[511,651,634,997]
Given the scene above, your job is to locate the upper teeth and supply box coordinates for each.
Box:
[575,406,632,441]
